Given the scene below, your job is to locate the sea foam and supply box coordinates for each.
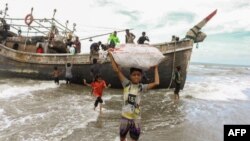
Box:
[0,81,59,99]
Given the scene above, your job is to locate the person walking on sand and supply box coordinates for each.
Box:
[173,66,182,101]
[108,51,159,141]
[83,75,110,112]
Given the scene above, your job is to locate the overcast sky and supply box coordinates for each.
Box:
[1,0,250,65]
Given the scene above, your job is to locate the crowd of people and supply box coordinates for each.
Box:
[50,29,182,141]
[50,51,182,141]
[89,29,150,62]
[36,29,150,57]
[65,36,81,54]
[51,29,153,90]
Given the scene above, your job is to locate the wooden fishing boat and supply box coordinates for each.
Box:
[0,4,217,88]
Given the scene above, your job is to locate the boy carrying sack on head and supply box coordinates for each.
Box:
[108,50,160,141]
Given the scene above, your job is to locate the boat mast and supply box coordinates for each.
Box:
[1,4,79,45]
[3,3,8,19]
[52,9,56,24]
[64,20,69,38]
[24,7,33,50]
[72,23,76,34]
[47,9,57,41]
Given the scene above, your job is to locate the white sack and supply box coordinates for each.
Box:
[110,44,164,69]
[99,49,108,63]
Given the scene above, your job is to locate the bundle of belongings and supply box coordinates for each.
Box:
[109,44,164,70]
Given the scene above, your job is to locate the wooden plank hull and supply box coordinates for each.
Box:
[0,40,193,89]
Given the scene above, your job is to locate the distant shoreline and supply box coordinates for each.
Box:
[190,62,250,67]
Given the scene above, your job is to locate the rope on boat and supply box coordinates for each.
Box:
[167,41,177,89]
[23,27,30,50]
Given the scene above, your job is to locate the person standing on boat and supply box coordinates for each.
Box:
[65,63,73,84]
[66,39,73,53]
[108,31,120,48]
[125,29,136,44]
[66,38,73,47]
[73,36,81,53]
[67,42,75,55]
[171,35,179,42]
[83,75,110,112]
[70,45,76,55]
[36,44,44,53]
[12,42,19,50]
[174,66,182,101]
[0,19,9,43]
[90,41,101,61]
[108,52,159,141]
[137,32,150,44]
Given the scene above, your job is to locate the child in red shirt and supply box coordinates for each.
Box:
[84,75,110,112]
[36,46,44,53]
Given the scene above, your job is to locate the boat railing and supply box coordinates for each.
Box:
[0,44,91,64]
[153,39,193,54]
[1,39,194,65]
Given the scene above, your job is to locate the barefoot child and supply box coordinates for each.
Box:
[108,53,159,141]
[83,75,110,112]
[52,66,61,85]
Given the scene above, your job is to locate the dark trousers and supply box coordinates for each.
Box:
[94,96,103,107]
[109,42,115,48]
[54,77,59,84]
[174,83,181,95]
[66,78,71,84]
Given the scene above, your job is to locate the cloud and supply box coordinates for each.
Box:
[1,0,250,65]
[93,0,117,7]
[116,10,140,21]
[155,12,195,28]
[235,2,250,8]
[115,9,142,29]
[133,24,150,31]
[167,12,195,24]
[210,31,250,40]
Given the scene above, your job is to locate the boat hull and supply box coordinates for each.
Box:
[0,41,193,89]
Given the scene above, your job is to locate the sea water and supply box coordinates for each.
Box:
[0,64,249,141]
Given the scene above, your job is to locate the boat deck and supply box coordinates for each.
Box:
[0,40,193,65]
